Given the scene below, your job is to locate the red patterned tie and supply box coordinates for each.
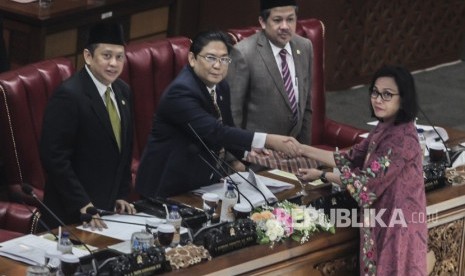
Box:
[245,149,321,174]
[279,49,298,124]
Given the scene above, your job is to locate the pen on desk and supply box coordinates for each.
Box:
[58,226,62,245]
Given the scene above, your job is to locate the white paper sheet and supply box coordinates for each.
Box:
[192,171,294,207]
[268,169,299,181]
[76,213,186,241]
[0,234,89,265]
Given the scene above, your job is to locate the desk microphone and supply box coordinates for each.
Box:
[80,213,148,227]
[10,192,58,241]
[86,206,152,218]
[187,144,254,209]
[187,122,270,205]
[21,184,98,275]
[417,106,452,167]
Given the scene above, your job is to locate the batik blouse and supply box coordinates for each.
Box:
[334,121,427,276]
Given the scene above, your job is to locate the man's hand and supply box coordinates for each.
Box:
[265,134,301,157]
[230,160,246,172]
[80,202,107,231]
[115,199,137,215]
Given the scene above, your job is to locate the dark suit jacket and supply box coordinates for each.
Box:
[40,68,133,227]
[135,66,254,198]
[227,31,313,144]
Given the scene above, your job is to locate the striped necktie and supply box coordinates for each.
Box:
[279,49,298,124]
[210,89,225,171]
[105,87,121,151]
[210,89,223,122]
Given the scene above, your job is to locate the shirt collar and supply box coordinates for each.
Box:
[206,85,217,94]
[269,41,292,58]
[85,65,113,98]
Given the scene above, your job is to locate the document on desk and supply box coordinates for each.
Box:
[192,170,294,207]
[76,213,187,241]
[0,234,89,265]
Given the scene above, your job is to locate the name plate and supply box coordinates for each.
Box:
[194,219,257,257]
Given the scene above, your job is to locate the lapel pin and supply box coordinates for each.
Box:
[219,96,223,101]
[296,49,301,55]
[121,100,126,105]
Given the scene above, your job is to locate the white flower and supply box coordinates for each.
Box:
[265,219,280,230]
[276,225,284,237]
[266,228,278,241]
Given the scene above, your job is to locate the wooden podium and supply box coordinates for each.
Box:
[1,130,465,275]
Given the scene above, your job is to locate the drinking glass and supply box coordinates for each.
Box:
[26,265,50,276]
[130,231,154,252]
[295,174,309,196]
[202,193,219,225]
[233,203,252,220]
[157,224,175,247]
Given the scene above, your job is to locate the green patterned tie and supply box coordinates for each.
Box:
[105,87,121,151]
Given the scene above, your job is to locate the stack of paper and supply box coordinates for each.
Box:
[192,170,294,207]
[0,234,89,265]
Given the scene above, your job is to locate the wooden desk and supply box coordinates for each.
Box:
[1,133,465,275]
[0,0,173,68]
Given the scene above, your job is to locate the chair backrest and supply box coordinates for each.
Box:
[120,37,191,170]
[0,58,75,202]
[0,201,40,236]
[227,18,327,145]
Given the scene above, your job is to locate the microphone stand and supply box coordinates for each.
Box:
[10,192,58,241]
[195,150,254,209]
[22,184,98,275]
[80,213,148,227]
[187,123,270,206]
[417,106,452,167]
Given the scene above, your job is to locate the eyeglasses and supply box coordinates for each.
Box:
[370,89,399,101]
[197,54,232,65]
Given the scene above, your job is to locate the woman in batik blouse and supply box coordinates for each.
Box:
[298,65,427,276]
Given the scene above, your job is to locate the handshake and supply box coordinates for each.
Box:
[251,134,303,158]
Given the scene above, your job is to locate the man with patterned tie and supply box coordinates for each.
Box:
[227,0,313,165]
[40,22,136,230]
[135,31,301,198]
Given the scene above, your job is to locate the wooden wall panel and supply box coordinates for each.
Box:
[171,0,465,90]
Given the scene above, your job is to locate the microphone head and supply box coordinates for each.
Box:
[86,206,99,216]
[21,184,34,196]
[80,213,93,223]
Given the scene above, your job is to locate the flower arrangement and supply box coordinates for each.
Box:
[250,200,335,247]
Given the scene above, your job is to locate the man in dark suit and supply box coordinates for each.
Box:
[135,31,300,198]
[40,23,135,230]
[227,0,313,148]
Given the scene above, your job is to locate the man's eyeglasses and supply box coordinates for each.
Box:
[197,54,232,65]
[370,89,399,101]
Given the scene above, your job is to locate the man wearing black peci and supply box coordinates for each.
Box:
[40,22,136,230]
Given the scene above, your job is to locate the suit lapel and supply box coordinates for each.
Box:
[257,32,291,106]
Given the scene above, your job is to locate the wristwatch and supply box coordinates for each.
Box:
[319,171,329,183]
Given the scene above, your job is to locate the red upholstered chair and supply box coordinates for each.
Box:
[228,19,366,150]
[0,58,75,204]
[0,201,40,242]
[120,37,192,199]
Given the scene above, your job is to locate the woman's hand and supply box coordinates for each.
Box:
[297,168,322,182]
